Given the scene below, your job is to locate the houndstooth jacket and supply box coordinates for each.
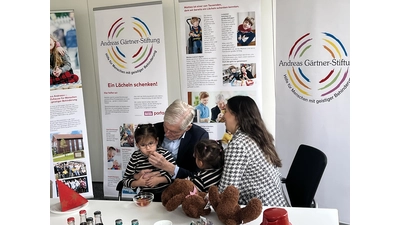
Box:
[218,129,288,206]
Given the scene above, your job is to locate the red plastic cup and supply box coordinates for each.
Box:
[260,208,291,225]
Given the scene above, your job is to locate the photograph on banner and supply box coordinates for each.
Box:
[50,11,82,91]
[120,123,135,147]
[106,146,122,170]
[184,16,203,54]
[50,130,90,196]
[55,176,89,195]
[237,12,256,46]
[222,63,257,87]
[51,131,84,162]
[187,90,258,141]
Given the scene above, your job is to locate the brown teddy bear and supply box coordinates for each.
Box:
[208,185,263,225]
[161,178,211,218]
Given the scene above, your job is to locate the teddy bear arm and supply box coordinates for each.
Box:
[239,198,263,223]
[182,195,210,218]
[164,193,186,211]
[208,186,221,208]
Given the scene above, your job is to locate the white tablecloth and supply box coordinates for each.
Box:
[50,198,339,225]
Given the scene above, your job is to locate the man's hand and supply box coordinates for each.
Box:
[148,151,167,169]
[148,151,175,176]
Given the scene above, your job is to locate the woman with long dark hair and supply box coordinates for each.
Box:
[218,95,287,206]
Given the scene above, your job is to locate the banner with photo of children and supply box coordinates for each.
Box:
[50,10,93,198]
[179,0,263,141]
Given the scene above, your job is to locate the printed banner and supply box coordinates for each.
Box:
[50,10,94,198]
[275,0,350,223]
[178,0,263,141]
[93,2,169,198]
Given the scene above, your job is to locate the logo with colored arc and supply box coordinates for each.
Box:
[280,32,350,104]
[103,16,160,75]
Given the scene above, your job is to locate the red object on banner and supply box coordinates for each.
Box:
[56,180,88,212]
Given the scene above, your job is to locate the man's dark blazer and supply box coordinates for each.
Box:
[210,106,221,122]
[154,122,209,178]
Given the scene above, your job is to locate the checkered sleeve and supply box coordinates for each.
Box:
[218,133,249,191]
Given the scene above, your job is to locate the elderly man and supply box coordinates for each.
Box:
[148,99,209,178]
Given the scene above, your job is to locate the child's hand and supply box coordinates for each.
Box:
[132,175,147,188]
[145,176,160,187]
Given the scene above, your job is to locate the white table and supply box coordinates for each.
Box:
[50,198,339,225]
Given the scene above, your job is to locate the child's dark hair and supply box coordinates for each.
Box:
[194,139,224,169]
[134,123,158,145]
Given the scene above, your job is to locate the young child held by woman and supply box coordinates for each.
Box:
[189,139,224,192]
[122,123,176,202]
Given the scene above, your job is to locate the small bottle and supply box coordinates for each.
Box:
[94,211,103,225]
[131,219,139,225]
[67,217,75,225]
[79,210,87,224]
[86,217,94,225]
[115,219,123,225]
[80,223,88,225]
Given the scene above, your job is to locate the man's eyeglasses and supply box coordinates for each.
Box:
[138,141,156,148]
[163,124,185,135]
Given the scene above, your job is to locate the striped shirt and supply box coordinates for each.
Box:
[190,167,223,192]
[123,147,176,193]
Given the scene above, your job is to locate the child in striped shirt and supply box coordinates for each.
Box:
[190,139,224,192]
[122,123,176,202]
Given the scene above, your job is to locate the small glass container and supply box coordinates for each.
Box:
[67,217,75,225]
[79,210,87,224]
[86,217,94,225]
[94,211,103,225]
[131,219,139,225]
[115,219,123,225]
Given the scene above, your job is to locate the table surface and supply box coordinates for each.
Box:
[50,198,339,225]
